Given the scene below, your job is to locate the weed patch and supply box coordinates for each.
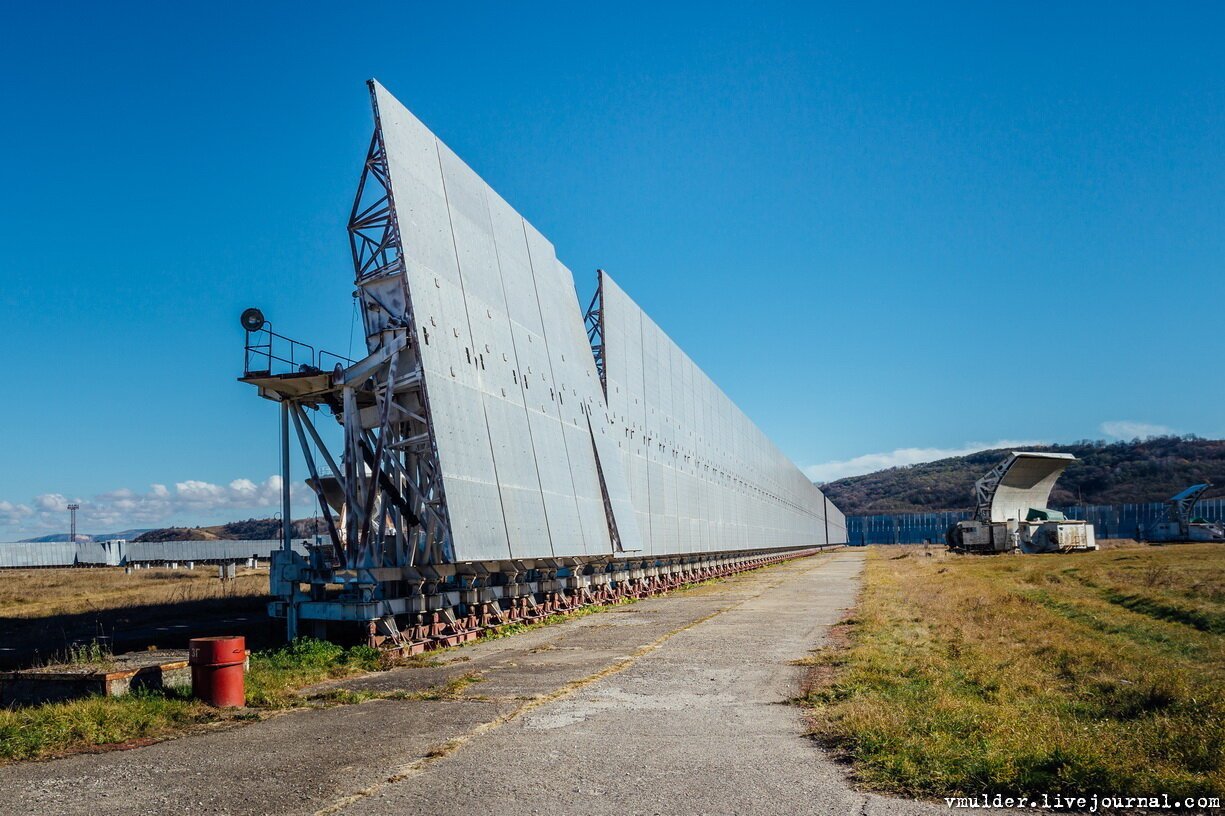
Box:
[245,639,384,708]
[0,689,211,763]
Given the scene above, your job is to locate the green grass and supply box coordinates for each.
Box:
[244,639,384,708]
[0,638,388,763]
[0,689,212,763]
[801,544,1225,799]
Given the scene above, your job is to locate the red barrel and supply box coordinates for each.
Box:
[189,636,246,707]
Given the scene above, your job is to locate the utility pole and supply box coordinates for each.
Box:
[67,503,79,544]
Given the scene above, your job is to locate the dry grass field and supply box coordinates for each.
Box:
[0,567,267,619]
[802,542,1224,799]
[0,567,273,673]
[0,568,388,763]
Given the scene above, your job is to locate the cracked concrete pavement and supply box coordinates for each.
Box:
[0,550,975,815]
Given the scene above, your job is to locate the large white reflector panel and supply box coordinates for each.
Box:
[599,271,838,553]
[372,82,641,561]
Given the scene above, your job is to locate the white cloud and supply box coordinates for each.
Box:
[804,439,1040,483]
[33,493,70,512]
[0,501,34,525]
[1100,420,1175,440]
[0,476,305,539]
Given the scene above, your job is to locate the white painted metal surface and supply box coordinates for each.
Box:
[598,272,833,554]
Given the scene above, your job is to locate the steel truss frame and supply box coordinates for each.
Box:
[1167,483,1211,525]
[344,108,454,569]
[583,277,606,394]
[242,111,459,639]
[972,457,1011,522]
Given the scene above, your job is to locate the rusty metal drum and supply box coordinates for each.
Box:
[188,636,246,707]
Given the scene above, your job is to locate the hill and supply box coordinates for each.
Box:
[820,436,1225,516]
[19,529,152,543]
[134,518,326,543]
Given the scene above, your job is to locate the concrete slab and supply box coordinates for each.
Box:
[0,650,191,706]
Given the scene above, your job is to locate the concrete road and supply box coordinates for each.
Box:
[0,550,964,815]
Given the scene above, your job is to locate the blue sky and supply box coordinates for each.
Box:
[1,2,1222,537]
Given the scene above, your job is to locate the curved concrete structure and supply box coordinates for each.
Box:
[981,451,1075,522]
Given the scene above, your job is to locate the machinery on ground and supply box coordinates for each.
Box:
[1143,484,1225,543]
[239,80,845,649]
[946,452,1097,554]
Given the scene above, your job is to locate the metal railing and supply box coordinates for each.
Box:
[243,326,353,377]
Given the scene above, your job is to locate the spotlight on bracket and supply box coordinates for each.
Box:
[240,307,266,333]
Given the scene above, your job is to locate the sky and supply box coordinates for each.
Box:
[1,2,1222,538]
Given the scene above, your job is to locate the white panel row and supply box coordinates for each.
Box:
[370,81,842,561]
[0,540,309,568]
[599,272,837,554]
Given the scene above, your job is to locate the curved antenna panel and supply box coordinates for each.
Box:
[974,451,1076,523]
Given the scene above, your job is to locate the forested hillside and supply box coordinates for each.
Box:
[133,518,326,542]
[821,436,1225,516]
